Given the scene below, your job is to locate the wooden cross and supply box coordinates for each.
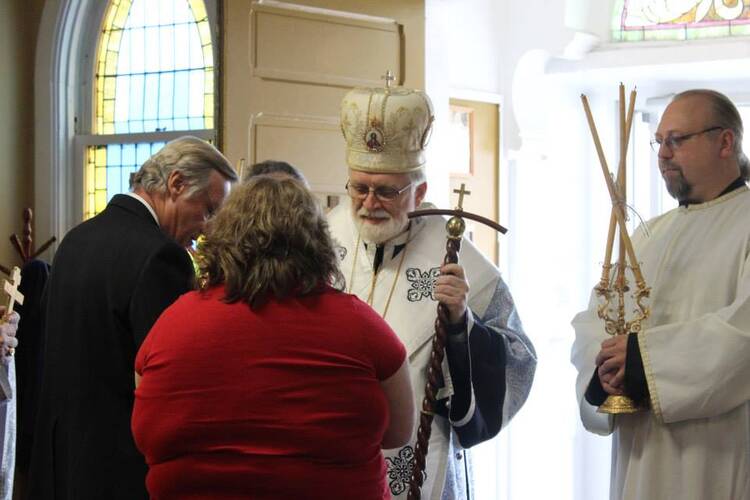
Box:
[382,70,395,89]
[3,266,23,318]
[453,183,471,211]
[8,208,57,264]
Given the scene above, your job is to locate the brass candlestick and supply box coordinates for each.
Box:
[582,85,651,414]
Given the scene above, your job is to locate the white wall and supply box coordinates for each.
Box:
[424,2,750,499]
[424,2,611,500]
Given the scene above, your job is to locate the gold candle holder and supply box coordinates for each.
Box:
[582,85,650,415]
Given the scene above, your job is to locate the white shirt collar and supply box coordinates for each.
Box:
[125,192,159,226]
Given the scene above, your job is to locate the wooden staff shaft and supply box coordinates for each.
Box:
[407,239,459,500]
[9,235,25,262]
[30,236,57,260]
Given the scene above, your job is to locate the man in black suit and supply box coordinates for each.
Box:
[28,136,237,499]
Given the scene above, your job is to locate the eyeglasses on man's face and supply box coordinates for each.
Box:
[345,180,413,202]
[650,126,723,152]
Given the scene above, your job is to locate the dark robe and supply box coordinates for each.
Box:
[27,194,193,500]
[15,259,50,476]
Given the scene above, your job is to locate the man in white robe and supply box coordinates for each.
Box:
[329,85,536,499]
[572,89,750,500]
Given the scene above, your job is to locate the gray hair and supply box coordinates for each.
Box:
[131,136,238,197]
[407,167,427,185]
[242,160,308,185]
[674,89,748,179]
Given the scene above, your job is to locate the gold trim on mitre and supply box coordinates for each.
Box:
[341,85,434,174]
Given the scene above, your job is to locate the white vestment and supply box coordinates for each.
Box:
[0,360,16,500]
[572,186,750,500]
[329,200,536,500]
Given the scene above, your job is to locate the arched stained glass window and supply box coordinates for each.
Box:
[82,0,217,219]
[613,0,750,42]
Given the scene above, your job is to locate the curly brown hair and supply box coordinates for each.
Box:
[196,175,344,308]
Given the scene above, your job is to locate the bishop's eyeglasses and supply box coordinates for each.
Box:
[345,181,413,202]
[650,126,723,152]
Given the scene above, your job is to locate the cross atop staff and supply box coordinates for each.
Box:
[453,183,471,211]
[2,266,23,358]
[382,70,396,89]
[3,267,23,316]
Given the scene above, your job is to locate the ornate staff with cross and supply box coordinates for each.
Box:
[405,183,507,500]
[581,85,651,414]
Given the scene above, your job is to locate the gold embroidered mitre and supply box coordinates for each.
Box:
[340,86,434,174]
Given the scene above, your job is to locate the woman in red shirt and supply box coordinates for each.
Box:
[132,176,414,499]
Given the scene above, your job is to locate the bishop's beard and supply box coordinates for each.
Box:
[351,206,408,244]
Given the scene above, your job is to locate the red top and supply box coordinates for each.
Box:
[133,285,406,500]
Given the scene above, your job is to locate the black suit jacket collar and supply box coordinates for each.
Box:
[108,194,159,228]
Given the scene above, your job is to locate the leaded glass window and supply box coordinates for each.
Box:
[81,0,217,219]
[613,0,750,42]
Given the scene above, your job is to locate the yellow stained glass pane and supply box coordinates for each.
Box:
[204,94,213,116]
[87,194,96,219]
[95,166,107,190]
[95,147,107,167]
[104,51,118,76]
[107,29,122,52]
[204,69,214,93]
[95,191,108,214]
[204,116,214,129]
[202,45,214,67]
[197,20,211,46]
[103,123,115,135]
[86,169,95,194]
[104,4,118,31]
[98,32,110,64]
[114,1,130,28]
[103,100,115,123]
[189,0,208,22]
[86,171,94,195]
[104,77,116,100]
